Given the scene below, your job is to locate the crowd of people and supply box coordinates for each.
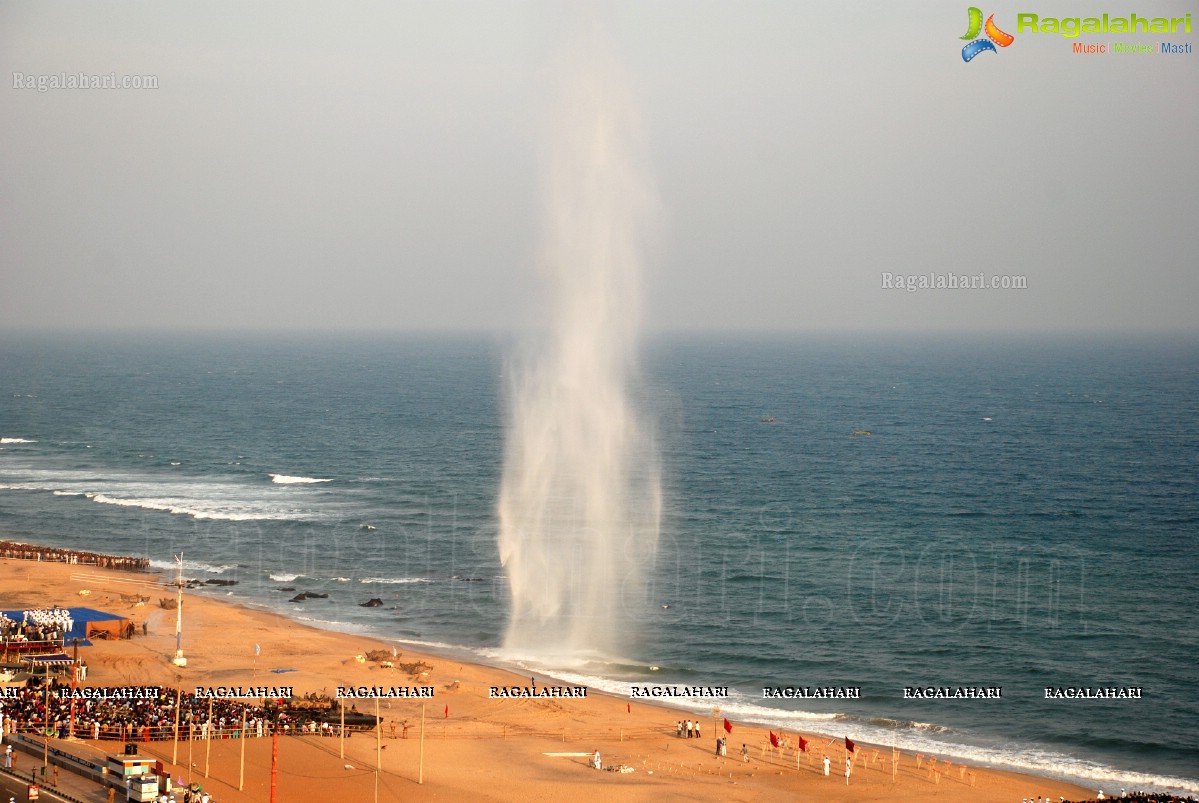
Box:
[1074,794,1198,803]
[0,680,374,743]
[0,607,73,648]
[158,789,211,803]
[1028,793,1198,802]
[0,540,148,570]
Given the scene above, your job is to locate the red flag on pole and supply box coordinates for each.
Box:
[769,731,780,748]
[444,705,448,719]
[722,718,733,734]
[626,703,630,713]
[845,736,856,753]
[798,735,809,752]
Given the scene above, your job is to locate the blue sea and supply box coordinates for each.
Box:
[1,332,1196,794]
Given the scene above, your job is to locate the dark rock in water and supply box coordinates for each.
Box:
[288,591,328,601]
[205,579,238,586]
[276,587,296,592]
[359,598,384,608]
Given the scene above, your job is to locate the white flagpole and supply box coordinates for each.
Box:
[172,553,187,667]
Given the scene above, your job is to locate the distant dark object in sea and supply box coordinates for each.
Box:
[288,591,329,602]
[359,598,384,608]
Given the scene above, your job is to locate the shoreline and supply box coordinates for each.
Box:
[0,555,1108,802]
[159,569,1199,798]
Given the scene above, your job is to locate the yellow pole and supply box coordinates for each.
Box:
[188,721,194,786]
[375,698,381,803]
[43,680,50,770]
[238,708,246,791]
[172,688,181,765]
[418,703,425,785]
[204,698,212,778]
[340,701,345,759]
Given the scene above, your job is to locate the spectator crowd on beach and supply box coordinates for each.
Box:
[0,682,372,743]
[0,608,74,646]
[1057,794,1198,803]
[0,540,148,570]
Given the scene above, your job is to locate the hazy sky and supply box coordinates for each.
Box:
[2,1,1196,333]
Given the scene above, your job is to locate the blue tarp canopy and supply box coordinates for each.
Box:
[2,607,128,647]
[20,652,73,665]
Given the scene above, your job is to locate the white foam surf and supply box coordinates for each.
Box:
[88,493,285,521]
[148,558,237,575]
[0,465,326,523]
[269,474,333,485]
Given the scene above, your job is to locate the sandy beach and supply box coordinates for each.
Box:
[0,557,1098,802]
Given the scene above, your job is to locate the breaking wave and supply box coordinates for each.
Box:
[269,474,333,485]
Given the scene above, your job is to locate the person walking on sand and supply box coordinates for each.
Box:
[694,721,701,739]
[823,754,830,776]
[741,743,749,762]
[685,719,693,738]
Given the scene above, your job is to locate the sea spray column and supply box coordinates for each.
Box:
[498,44,660,659]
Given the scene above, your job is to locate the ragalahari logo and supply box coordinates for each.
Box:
[961,7,1015,61]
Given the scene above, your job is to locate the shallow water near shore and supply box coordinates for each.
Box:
[1,331,1196,794]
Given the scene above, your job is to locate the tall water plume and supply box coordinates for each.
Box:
[497,33,660,660]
